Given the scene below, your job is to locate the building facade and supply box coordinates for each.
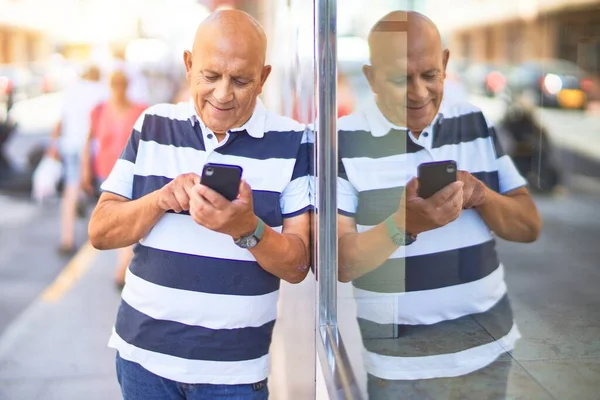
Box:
[426,0,600,75]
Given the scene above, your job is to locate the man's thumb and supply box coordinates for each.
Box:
[239,179,252,199]
[405,177,419,197]
[192,174,201,185]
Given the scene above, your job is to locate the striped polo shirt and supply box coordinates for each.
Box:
[101,98,311,385]
[338,97,527,381]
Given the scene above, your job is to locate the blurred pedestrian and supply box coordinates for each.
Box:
[80,70,146,287]
[111,48,151,105]
[47,65,106,255]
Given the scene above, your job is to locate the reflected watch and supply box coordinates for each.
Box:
[234,218,266,249]
[384,215,417,246]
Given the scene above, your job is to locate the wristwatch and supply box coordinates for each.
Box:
[385,215,416,246]
[234,218,265,249]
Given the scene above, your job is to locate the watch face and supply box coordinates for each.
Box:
[237,235,258,249]
[392,232,415,246]
[246,236,258,248]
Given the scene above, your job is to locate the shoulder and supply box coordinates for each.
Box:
[337,111,370,133]
[141,102,190,121]
[263,110,306,134]
[133,102,190,133]
[441,101,493,127]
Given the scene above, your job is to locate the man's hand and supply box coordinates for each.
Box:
[457,170,488,209]
[156,173,200,213]
[188,180,257,239]
[396,177,464,235]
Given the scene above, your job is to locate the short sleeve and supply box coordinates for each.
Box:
[279,129,312,218]
[337,158,358,217]
[490,125,528,193]
[99,110,146,199]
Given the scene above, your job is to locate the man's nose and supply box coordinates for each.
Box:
[213,79,234,103]
[409,78,429,102]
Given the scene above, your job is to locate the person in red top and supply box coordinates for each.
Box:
[81,70,146,288]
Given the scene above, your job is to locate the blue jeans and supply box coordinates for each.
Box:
[116,353,269,400]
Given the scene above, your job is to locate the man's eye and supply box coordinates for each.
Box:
[234,79,249,86]
[424,74,436,80]
[204,75,219,81]
[390,78,407,85]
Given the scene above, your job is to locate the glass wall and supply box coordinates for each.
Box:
[327,0,600,399]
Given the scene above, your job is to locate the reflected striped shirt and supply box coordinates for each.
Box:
[101,99,312,385]
[337,98,527,380]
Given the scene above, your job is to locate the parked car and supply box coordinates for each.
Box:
[0,65,38,111]
[463,62,509,97]
[505,59,594,109]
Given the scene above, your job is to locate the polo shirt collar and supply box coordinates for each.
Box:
[362,96,443,137]
[188,98,266,138]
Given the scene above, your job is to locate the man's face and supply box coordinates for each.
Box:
[365,34,449,133]
[184,37,271,134]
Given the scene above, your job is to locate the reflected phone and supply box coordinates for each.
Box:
[417,160,457,199]
[200,163,243,201]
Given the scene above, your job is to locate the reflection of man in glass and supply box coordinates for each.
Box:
[337,11,542,398]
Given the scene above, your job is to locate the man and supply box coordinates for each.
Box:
[336,11,542,399]
[88,10,311,400]
[48,65,106,255]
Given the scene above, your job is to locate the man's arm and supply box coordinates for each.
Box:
[476,186,541,243]
[89,173,199,250]
[89,192,165,249]
[80,127,95,194]
[338,214,400,282]
[46,121,62,160]
[338,178,464,282]
[463,118,542,243]
[248,213,311,284]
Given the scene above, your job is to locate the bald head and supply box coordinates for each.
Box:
[368,11,443,67]
[183,9,272,135]
[363,11,449,135]
[193,9,267,65]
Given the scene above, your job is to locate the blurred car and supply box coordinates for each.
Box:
[0,65,38,110]
[463,62,509,97]
[505,59,594,109]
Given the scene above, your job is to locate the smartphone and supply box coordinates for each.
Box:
[417,160,457,199]
[200,163,243,201]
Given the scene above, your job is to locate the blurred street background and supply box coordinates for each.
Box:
[0,0,599,399]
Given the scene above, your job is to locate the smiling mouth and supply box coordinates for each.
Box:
[208,102,234,112]
[407,103,429,110]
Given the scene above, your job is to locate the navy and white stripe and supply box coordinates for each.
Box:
[102,99,311,384]
[338,98,526,380]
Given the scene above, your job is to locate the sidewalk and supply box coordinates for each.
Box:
[0,246,122,400]
[0,242,318,400]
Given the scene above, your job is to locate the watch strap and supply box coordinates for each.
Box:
[254,218,265,241]
[385,214,401,238]
[384,214,416,246]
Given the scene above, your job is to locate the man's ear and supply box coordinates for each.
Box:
[363,64,377,94]
[442,49,450,79]
[257,65,272,94]
[183,50,193,84]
